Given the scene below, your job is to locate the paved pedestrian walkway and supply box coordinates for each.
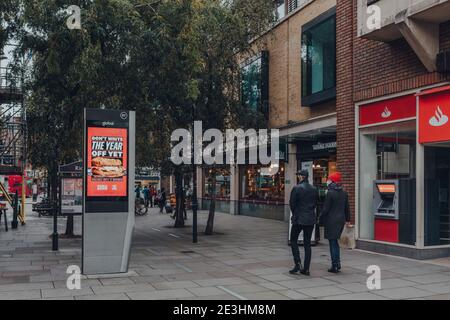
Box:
[1,204,450,300]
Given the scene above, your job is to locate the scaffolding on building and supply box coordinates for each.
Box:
[0,54,27,224]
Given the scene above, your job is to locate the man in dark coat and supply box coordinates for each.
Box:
[319,172,351,273]
[289,170,319,276]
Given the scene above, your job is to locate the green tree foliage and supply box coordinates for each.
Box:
[0,0,19,51]
[7,0,275,229]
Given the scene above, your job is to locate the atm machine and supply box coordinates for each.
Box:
[373,179,415,244]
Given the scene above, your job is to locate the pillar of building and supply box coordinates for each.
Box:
[229,164,239,215]
[284,143,297,222]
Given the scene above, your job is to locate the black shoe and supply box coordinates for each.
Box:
[328,266,340,273]
[337,263,341,271]
[300,269,310,276]
[289,265,301,275]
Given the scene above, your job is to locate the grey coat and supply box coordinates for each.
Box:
[289,180,319,226]
[319,185,351,240]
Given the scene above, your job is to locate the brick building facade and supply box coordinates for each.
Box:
[337,0,450,258]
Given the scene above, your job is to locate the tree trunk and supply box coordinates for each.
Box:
[205,169,216,235]
[174,168,185,228]
[46,174,51,198]
[65,214,74,236]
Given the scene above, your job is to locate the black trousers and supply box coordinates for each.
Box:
[290,224,314,271]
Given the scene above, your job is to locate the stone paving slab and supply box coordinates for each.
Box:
[297,285,352,298]
[127,288,194,300]
[371,287,437,299]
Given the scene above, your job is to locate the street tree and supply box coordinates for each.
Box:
[187,0,275,234]
[9,0,274,234]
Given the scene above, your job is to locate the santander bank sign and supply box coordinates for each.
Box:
[418,86,450,144]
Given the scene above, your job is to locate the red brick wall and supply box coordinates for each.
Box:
[336,0,356,223]
[353,22,450,102]
[336,0,450,223]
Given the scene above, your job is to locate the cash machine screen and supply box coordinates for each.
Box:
[377,184,396,194]
[376,183,396,214]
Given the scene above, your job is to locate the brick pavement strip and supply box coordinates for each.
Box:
[1,208,450,300]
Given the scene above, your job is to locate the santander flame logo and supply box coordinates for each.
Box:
[381,106,391,119]
[429,106,449,127]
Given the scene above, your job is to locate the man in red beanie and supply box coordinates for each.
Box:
[319,171,350,273]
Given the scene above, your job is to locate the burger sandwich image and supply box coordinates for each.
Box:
[91,157,125,178]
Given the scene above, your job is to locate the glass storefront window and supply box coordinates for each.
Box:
[359,121,417,245]
[240,163,285,203]
[425,145,450,246]
[203,167,230,199]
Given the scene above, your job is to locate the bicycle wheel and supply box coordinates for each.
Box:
[135,200,148,216]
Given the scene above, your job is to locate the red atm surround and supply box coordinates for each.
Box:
[374,219,399,243]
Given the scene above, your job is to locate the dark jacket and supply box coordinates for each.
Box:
[289,180,319,226]
[319,184,351,240]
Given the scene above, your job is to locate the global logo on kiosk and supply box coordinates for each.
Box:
[429,106,449,127]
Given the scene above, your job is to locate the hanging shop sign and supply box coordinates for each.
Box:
[359,94,416,126]
[418,86,450,144]
[312,141,337,151]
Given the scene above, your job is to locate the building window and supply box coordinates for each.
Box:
[238,163,286,221]
[240,163,285,203]
[288,0,298,13]
[203,167,230,199]
[241,51,269,116]
[359,120,417,245]
[275,0,286,20]
[301,8,336,106]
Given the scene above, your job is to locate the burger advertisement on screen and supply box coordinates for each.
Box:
[87,127,128,197]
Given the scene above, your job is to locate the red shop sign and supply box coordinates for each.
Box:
[418,86,450,144]
[359,94,416,126]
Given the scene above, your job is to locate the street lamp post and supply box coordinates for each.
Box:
[192,104,198,244]
[52,169,59,251]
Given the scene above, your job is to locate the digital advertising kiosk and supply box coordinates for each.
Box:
[82,108,135,275]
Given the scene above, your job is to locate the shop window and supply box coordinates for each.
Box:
[239,163,286,221]
[240,163,285,203]
[425,146,450,246]
[203,168,230,199]
[241,52,269,117]
[301,8,336,106]
[359,121,416,245]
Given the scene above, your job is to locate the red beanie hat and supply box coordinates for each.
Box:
[328,172,342,184]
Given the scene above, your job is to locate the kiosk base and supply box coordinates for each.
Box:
[374,219,399,243]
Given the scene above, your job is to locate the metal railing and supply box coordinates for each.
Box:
[0,67,22,92]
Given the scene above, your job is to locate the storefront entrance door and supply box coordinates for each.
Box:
[425,145,450,246]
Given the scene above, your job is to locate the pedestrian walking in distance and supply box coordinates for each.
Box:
[289,170,318,276]
[159,188,167,213]
[319,172,351,274]
[142,185,150,208]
